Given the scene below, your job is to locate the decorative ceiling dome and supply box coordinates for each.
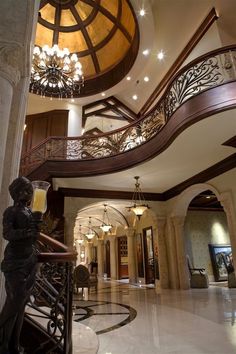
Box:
[33,0,139,97]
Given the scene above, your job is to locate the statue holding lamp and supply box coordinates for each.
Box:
[0,177,50,354]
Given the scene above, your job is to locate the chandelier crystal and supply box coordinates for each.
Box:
[30,44,84,98]
[100,204,112,233]
[129,176,149,219]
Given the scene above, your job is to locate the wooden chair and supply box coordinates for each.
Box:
[74,264,98,295]
[186,255,209,288]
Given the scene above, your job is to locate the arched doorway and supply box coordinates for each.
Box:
[184,189,231,285]
[170,183,236,289]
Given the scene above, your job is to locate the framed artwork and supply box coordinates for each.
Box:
[208,244,232,281]
[136,233,144,277]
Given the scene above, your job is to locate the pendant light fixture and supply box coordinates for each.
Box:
[129,176,149,219]
[100,204,112,232]
[85,217,95,240]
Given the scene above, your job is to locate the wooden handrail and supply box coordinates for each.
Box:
[39,232,69,252]
[38,233,77,262]
[38,252,77,263]
[21,45,236,178]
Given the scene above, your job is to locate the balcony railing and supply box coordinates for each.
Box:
[20,45,236,177]
[22,233,77,354]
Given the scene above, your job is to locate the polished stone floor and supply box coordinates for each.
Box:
[73,280,236,354]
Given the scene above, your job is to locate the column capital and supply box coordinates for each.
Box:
[219,191,235,215]
[108,236,116,243]
[97,238,104,244]
[156,216,167,229]
[0,41,23,86]
[171,215,185,229]
[125,227,135,237]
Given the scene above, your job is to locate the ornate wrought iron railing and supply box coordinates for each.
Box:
[23,233,77,354]
[20,45,236,176]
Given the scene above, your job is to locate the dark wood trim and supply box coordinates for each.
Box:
[223,136,236,148]
[70,6,100,74]
[80,0,132,43]
[163,153,236,200]
[109,96,137,120]
[58,187,164,201]
[82,96,137,127]
[139,8,218,116]
[188,207,224,212]
[27,81,236,181]
[52,5,61,45]
[57,153,236,202]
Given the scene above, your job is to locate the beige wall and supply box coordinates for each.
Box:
[184,210,230,279]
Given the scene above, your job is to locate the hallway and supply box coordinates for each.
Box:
[73,280,236,354]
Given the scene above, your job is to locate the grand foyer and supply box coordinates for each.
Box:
[0,0,236,353]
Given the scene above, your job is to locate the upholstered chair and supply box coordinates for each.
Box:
[186,255,209,288]
[74,264,98,295]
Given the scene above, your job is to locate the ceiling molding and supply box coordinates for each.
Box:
[139,8,218,116]
[223,136,236,148]
[58,153,236,202]
[163,153,236,200]
[58,187,164,201]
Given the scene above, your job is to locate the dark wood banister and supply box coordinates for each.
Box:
[21,43,236,164]
[37,233,77,263]
[19,45,236,180]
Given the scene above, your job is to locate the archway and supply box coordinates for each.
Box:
[170,183,236,289]
[184,189,230,285]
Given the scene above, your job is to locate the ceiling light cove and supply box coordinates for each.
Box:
[157,51,165,60]
[139,9,146,16]
[142,49,150,56]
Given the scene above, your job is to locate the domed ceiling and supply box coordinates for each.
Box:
[34,0,139,97]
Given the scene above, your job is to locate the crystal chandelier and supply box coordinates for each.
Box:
[85,217,95,240]
[100,204,112,233]
[129,176,149,219]
[30,44,84,98]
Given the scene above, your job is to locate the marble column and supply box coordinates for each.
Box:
[109,237,117,280]
[97,239,105,277]
[0,1,40,307]
[64,213,77,251]
[87,242,93,265]
[172,216,190,289]
[156,217,169,289]
[126,228,137,284]
[165,218,179,289]
[219,192,236,277]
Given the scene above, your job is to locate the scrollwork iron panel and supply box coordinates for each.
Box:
[20,47,236,176]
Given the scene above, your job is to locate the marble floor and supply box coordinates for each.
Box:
[73,280,236,354]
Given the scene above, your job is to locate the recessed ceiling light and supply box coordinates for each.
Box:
[142,49,149,56]
[132,94,138,100]
[101,92,106,97]
[157,50,164,60]
[127,76,131,81]
[206,196,211,199]
[139,9,146,16]
[71,98,75,102]
[144,76,149,82]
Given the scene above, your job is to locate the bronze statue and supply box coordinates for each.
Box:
[0,177,42,354]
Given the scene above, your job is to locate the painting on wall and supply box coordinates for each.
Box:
[136,233,144,277]
[208,244,232,281]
